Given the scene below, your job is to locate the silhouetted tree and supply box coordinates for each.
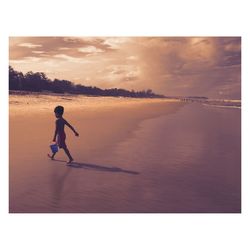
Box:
[9,66,165,98]
[24,71,52,91]
[9,66,24,90]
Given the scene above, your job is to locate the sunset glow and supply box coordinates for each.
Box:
[9,37,241,98]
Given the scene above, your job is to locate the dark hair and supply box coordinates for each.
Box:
[54,105,64,115]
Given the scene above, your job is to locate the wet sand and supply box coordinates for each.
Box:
[9,95,241,212]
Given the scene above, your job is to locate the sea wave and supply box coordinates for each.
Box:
[202,103,241,109]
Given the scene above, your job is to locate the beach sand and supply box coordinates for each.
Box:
[9,94,241,212]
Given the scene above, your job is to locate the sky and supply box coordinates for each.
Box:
[9,37,241,98]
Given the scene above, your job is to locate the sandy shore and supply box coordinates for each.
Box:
[9,95,183,160]
[9,95,185,212]
[9,94,240,213]
[9,93,180,114]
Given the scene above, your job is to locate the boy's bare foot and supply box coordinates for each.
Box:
[47,154,54,160]
[67,158,74,164]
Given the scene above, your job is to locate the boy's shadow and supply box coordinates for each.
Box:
[68,162,140,175]
[52,159,139,175]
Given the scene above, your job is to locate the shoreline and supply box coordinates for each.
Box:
[9,95,185,161]
[9,93,182,116]
[9,90,166,99]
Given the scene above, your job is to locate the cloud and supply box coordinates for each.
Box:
[9,37,115,60]
[126,55,138,61]
[9,37,241,98]
[18,43,42,48]
[32,50,45,54]
[122,76,139,82]
[78,46,104,54]
[103,37,132,49]
[130,37,241,98]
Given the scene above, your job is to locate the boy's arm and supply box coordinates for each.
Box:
[65,120,79,136]
[53,121,58,141]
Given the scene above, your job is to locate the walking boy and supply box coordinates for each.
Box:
[48,105,79,164]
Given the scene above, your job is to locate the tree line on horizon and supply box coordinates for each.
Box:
[9,66,165,98]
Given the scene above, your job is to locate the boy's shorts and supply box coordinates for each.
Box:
[57,133,66,148]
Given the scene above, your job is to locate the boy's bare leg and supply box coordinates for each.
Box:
[62,146,74,163]
[48,152,56,160]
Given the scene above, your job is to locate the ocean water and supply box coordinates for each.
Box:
[9,103,241,213]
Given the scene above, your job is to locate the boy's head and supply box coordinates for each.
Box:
[54,105,64,118]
